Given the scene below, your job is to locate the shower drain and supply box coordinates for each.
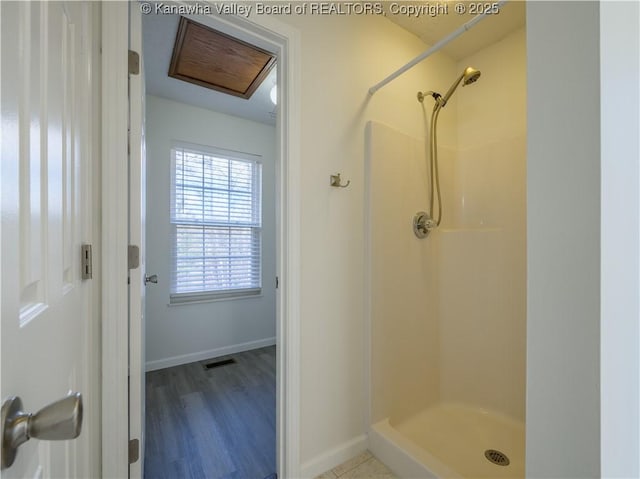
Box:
[484,449,510,466]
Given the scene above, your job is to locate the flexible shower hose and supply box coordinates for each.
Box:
[430,105,443,226]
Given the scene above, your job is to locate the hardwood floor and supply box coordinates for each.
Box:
[144,346,276,479]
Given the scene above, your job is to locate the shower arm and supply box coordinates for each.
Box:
[417,90,442,104]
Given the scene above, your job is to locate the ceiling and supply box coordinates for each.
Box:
[142,13,278,125]
[385,0,526,60]
[142,2,525,125]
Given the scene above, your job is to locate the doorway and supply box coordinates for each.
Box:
[141,11,278,479]
[99,3,302,478]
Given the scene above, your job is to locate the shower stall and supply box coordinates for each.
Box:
[366,24,527,479]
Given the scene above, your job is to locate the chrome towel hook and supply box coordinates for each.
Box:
[330,173,350,188]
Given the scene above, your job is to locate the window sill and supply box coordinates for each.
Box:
[168,288,262,306]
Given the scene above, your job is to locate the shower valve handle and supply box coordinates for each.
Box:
[413,212,437,239]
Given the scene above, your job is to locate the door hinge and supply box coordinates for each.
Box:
[128,438,140,464]
[128,50,140,75]
[276,276,279,289]
[81,244,92,280]
[128,245,140,270]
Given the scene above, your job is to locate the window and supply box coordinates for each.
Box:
[170,144,262,303]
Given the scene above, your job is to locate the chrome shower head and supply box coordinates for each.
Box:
[416,67,481,106]
[440,66,481,106]
[462,66,481,85]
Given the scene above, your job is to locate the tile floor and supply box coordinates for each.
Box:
[315,451,398,479]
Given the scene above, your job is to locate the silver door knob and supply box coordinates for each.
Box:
[1,393,83,470]
[145,274,158,284]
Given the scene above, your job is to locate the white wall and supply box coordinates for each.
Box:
[144,95,276,370]
[526,2,601,477]
[600,1,640,476]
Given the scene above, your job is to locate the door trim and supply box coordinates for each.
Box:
[101,2,130,477]
[100,3,302,478]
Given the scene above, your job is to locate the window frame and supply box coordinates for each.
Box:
[169,141,263,304]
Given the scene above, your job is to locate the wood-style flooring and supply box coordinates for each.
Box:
[144,346,276,479]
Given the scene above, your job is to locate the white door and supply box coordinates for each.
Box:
[1,2,99,478]
[128,2,146,478]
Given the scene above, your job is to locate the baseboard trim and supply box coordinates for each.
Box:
[145,337,276,372]
[299,434,368,479]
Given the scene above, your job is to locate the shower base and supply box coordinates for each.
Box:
[370,403,524,478]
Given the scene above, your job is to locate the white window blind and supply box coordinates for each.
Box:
[170,144,262,302]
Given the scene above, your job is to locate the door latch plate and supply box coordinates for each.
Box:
[81,244,92,279]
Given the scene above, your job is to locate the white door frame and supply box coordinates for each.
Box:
[100,2,130,476]
[100,2,302,477]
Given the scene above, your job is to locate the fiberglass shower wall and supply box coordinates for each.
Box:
[368,26,526,426]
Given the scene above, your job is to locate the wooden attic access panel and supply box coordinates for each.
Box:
[168,17,276,99]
